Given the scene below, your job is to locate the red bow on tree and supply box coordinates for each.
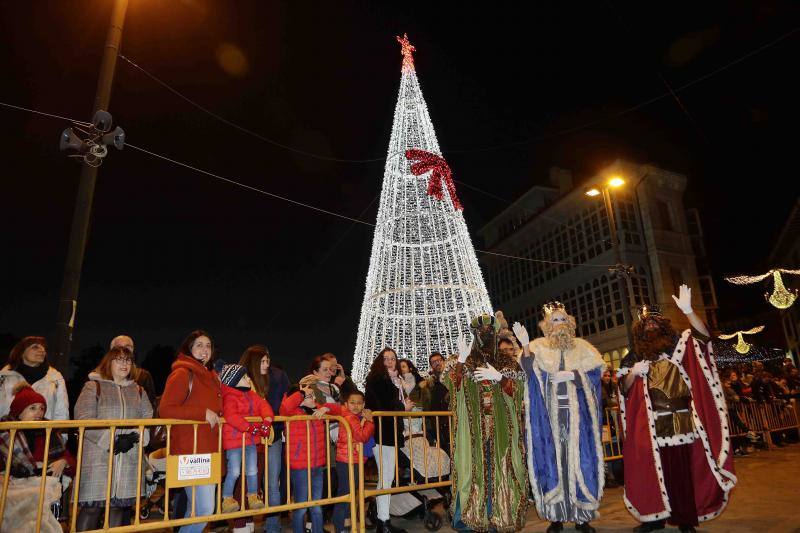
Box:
[405,149,463,211]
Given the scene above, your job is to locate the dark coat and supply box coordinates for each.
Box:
[364,373,405,447]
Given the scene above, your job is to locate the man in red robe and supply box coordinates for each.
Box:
[618,285,736,533]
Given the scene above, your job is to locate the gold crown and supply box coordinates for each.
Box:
[637,304,662,320]
[543,301,566,316]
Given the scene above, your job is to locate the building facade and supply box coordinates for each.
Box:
[477,160,717,369]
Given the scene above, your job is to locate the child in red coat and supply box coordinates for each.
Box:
[280,384,341,533]
[218,363,273,514]
[333,389,374,533]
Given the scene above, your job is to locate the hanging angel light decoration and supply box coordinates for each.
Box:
[718,325,765,354]
[724,268,800,309]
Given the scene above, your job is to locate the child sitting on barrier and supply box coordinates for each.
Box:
[217,362,273,514]
[280,384,341,533]
[0,383,74,532]
[332,389,374,533]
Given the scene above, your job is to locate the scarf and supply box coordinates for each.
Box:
[15,362,50,387]
[401,373,417,396]
[0,416,66,478]
[388,370,405,402]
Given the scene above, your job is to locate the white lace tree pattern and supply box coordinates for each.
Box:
[351,35,492,385]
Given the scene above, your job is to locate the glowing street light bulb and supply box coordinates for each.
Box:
[608,176,625,188]
[585,188,601,197]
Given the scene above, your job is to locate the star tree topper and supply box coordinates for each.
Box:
[397,33,416,71]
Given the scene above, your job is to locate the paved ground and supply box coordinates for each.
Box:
[391,443,800,533]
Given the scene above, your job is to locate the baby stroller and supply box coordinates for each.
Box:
[365,426,452,531]
[139,448,167,520]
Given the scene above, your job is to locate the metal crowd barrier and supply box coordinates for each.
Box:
[358,411,453,531]
[727,399,800,448]
[601,408,625,461]
[0,415,356,532]
[4,403,796,532]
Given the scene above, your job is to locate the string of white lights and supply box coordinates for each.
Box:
[724,268,800,285]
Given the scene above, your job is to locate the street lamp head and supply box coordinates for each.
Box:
[585,187,601,197]
[608,176,625,188]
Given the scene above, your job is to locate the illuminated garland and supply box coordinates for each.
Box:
[718,326,765,354]
[724,268,800,310]
[713,341,786,368]
[351,35,492,385]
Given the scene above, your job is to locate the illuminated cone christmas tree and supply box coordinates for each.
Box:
[352,35,492,384]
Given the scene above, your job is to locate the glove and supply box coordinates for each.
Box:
[631,360,650,377]
[113,432,140,455]
[246,423,263,437]
[672,284,693,315]
[512,322,529,348]
[457,333,472,364]
[552,370,575,384]
[474,363,503,383]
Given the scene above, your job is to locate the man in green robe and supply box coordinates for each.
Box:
[443,312,529,532]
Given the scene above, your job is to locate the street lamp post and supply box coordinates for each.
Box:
[587,178,636,353]
[53,0,130,371]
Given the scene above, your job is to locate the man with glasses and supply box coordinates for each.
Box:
[423,352,450,452]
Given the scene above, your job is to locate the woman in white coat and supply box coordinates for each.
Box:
[0,337,69,421]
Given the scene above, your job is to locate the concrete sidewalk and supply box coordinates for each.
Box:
[395,443,800,532]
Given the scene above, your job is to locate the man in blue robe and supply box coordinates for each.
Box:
[513,302,605,533]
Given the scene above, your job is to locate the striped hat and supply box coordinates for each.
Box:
[218,363,248,387]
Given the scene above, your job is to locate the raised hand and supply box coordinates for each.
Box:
[512,322,529,348]
[672,284,693,315]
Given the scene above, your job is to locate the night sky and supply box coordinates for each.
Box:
[2,1,799,384]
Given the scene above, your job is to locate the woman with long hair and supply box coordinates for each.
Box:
[74,346,153,530]
[364,348,410,533]
[239,345,289,533]
[158,330,222,533]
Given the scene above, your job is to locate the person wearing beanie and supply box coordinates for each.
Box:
[0,336,69,421]
[216,360,274,518]
[0,382,75,532]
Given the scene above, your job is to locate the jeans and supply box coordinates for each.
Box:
[291,467,324,533]
[264,440,284,533]
[372,444,396,521]
[332,461,360,533]
[224,445,259,498]
[179,483,216,533]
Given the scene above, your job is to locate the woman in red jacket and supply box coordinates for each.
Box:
[216,362,273,514]
[280,384,341,533]
[158,330,222,533]
[333,389,374,533]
